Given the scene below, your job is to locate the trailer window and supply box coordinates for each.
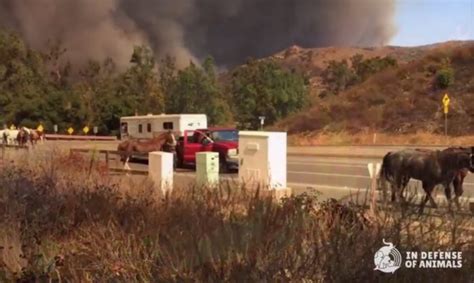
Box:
[163,122,173,130]
[138,124,143,133]
[147,123,152,132]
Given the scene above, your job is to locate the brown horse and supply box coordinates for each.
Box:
[380,147,474,213]
[18,127,43,147]
[117,131,177,167]
[29,129,45,145]
[17,128,29,147]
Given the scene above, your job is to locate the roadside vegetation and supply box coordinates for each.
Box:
[0,151,472,282]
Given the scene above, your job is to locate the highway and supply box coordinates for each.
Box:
[29,141,474,203]
[112,152,474,203]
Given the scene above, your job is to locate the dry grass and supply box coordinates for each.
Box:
[0,151,473,282]
[289,131,474,146]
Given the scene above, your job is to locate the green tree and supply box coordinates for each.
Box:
[117,46,164,116]
[351,55,397,81]
[321,55,398,95]
[229,59,309,129]
[163,56,233,126]
[73,58,126,134]
[0,30,56,129]
[159,55,178,112]
[322,59,357,94]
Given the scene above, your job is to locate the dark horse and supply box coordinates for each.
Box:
[117,131,177,168]
[380,147,474,213]
[17,128,29,147]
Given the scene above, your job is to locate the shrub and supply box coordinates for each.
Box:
[0,151,473,282]
[436,67,455,89]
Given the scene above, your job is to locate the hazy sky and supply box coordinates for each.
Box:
[392,0,474,46]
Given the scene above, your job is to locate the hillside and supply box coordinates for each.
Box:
[268,41,472,96]
[276,42,474,136]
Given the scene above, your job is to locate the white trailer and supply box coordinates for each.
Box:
[120,114,207,140]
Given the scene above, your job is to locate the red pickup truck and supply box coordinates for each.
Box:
[176,128,239,172]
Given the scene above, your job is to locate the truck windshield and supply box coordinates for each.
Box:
[210,130,238,142]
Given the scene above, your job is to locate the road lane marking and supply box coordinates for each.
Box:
[288,182,362,191]
[288,162,368,168]
[288,158,379,165]
[288,171,369,179]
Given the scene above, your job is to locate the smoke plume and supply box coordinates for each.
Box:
[0,0,396,68]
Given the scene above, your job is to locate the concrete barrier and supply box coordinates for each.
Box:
[148,152,174,194]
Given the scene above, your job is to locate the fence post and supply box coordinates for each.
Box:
[105,151,110,169]
[370,164,377,214]
[368,163,381,215]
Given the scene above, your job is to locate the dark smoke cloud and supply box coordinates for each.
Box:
[0,0,396,68]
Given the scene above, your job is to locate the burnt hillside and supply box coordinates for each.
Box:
[276,43,474,136]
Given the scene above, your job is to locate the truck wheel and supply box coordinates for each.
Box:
[176,156,183,169]
[219,159,229,174]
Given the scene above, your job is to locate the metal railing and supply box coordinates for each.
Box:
[46,134,117,141]
[69,148,149,175]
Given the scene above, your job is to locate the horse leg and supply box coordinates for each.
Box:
[124,157,131,171]
[399,176,410,203]
[453,176,464,211]
[444,183,453,212]
[393,174,404,203]
[425,183,438,208]
[419,183,435,214]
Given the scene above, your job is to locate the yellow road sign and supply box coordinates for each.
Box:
[442,93,450,106]
[444,104,449,114]
[37,124,44,132]
[67,127,74,135]
[83,126,90,134]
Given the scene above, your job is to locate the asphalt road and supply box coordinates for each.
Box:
[23,141,473,204]
[108,152,474,203]
[286,155,474,202]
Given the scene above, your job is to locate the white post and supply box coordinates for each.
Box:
[368,162,381,214]
[149,151,174,195]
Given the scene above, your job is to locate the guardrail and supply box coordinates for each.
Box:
[46,134,117,141]
[69,148,148,174]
